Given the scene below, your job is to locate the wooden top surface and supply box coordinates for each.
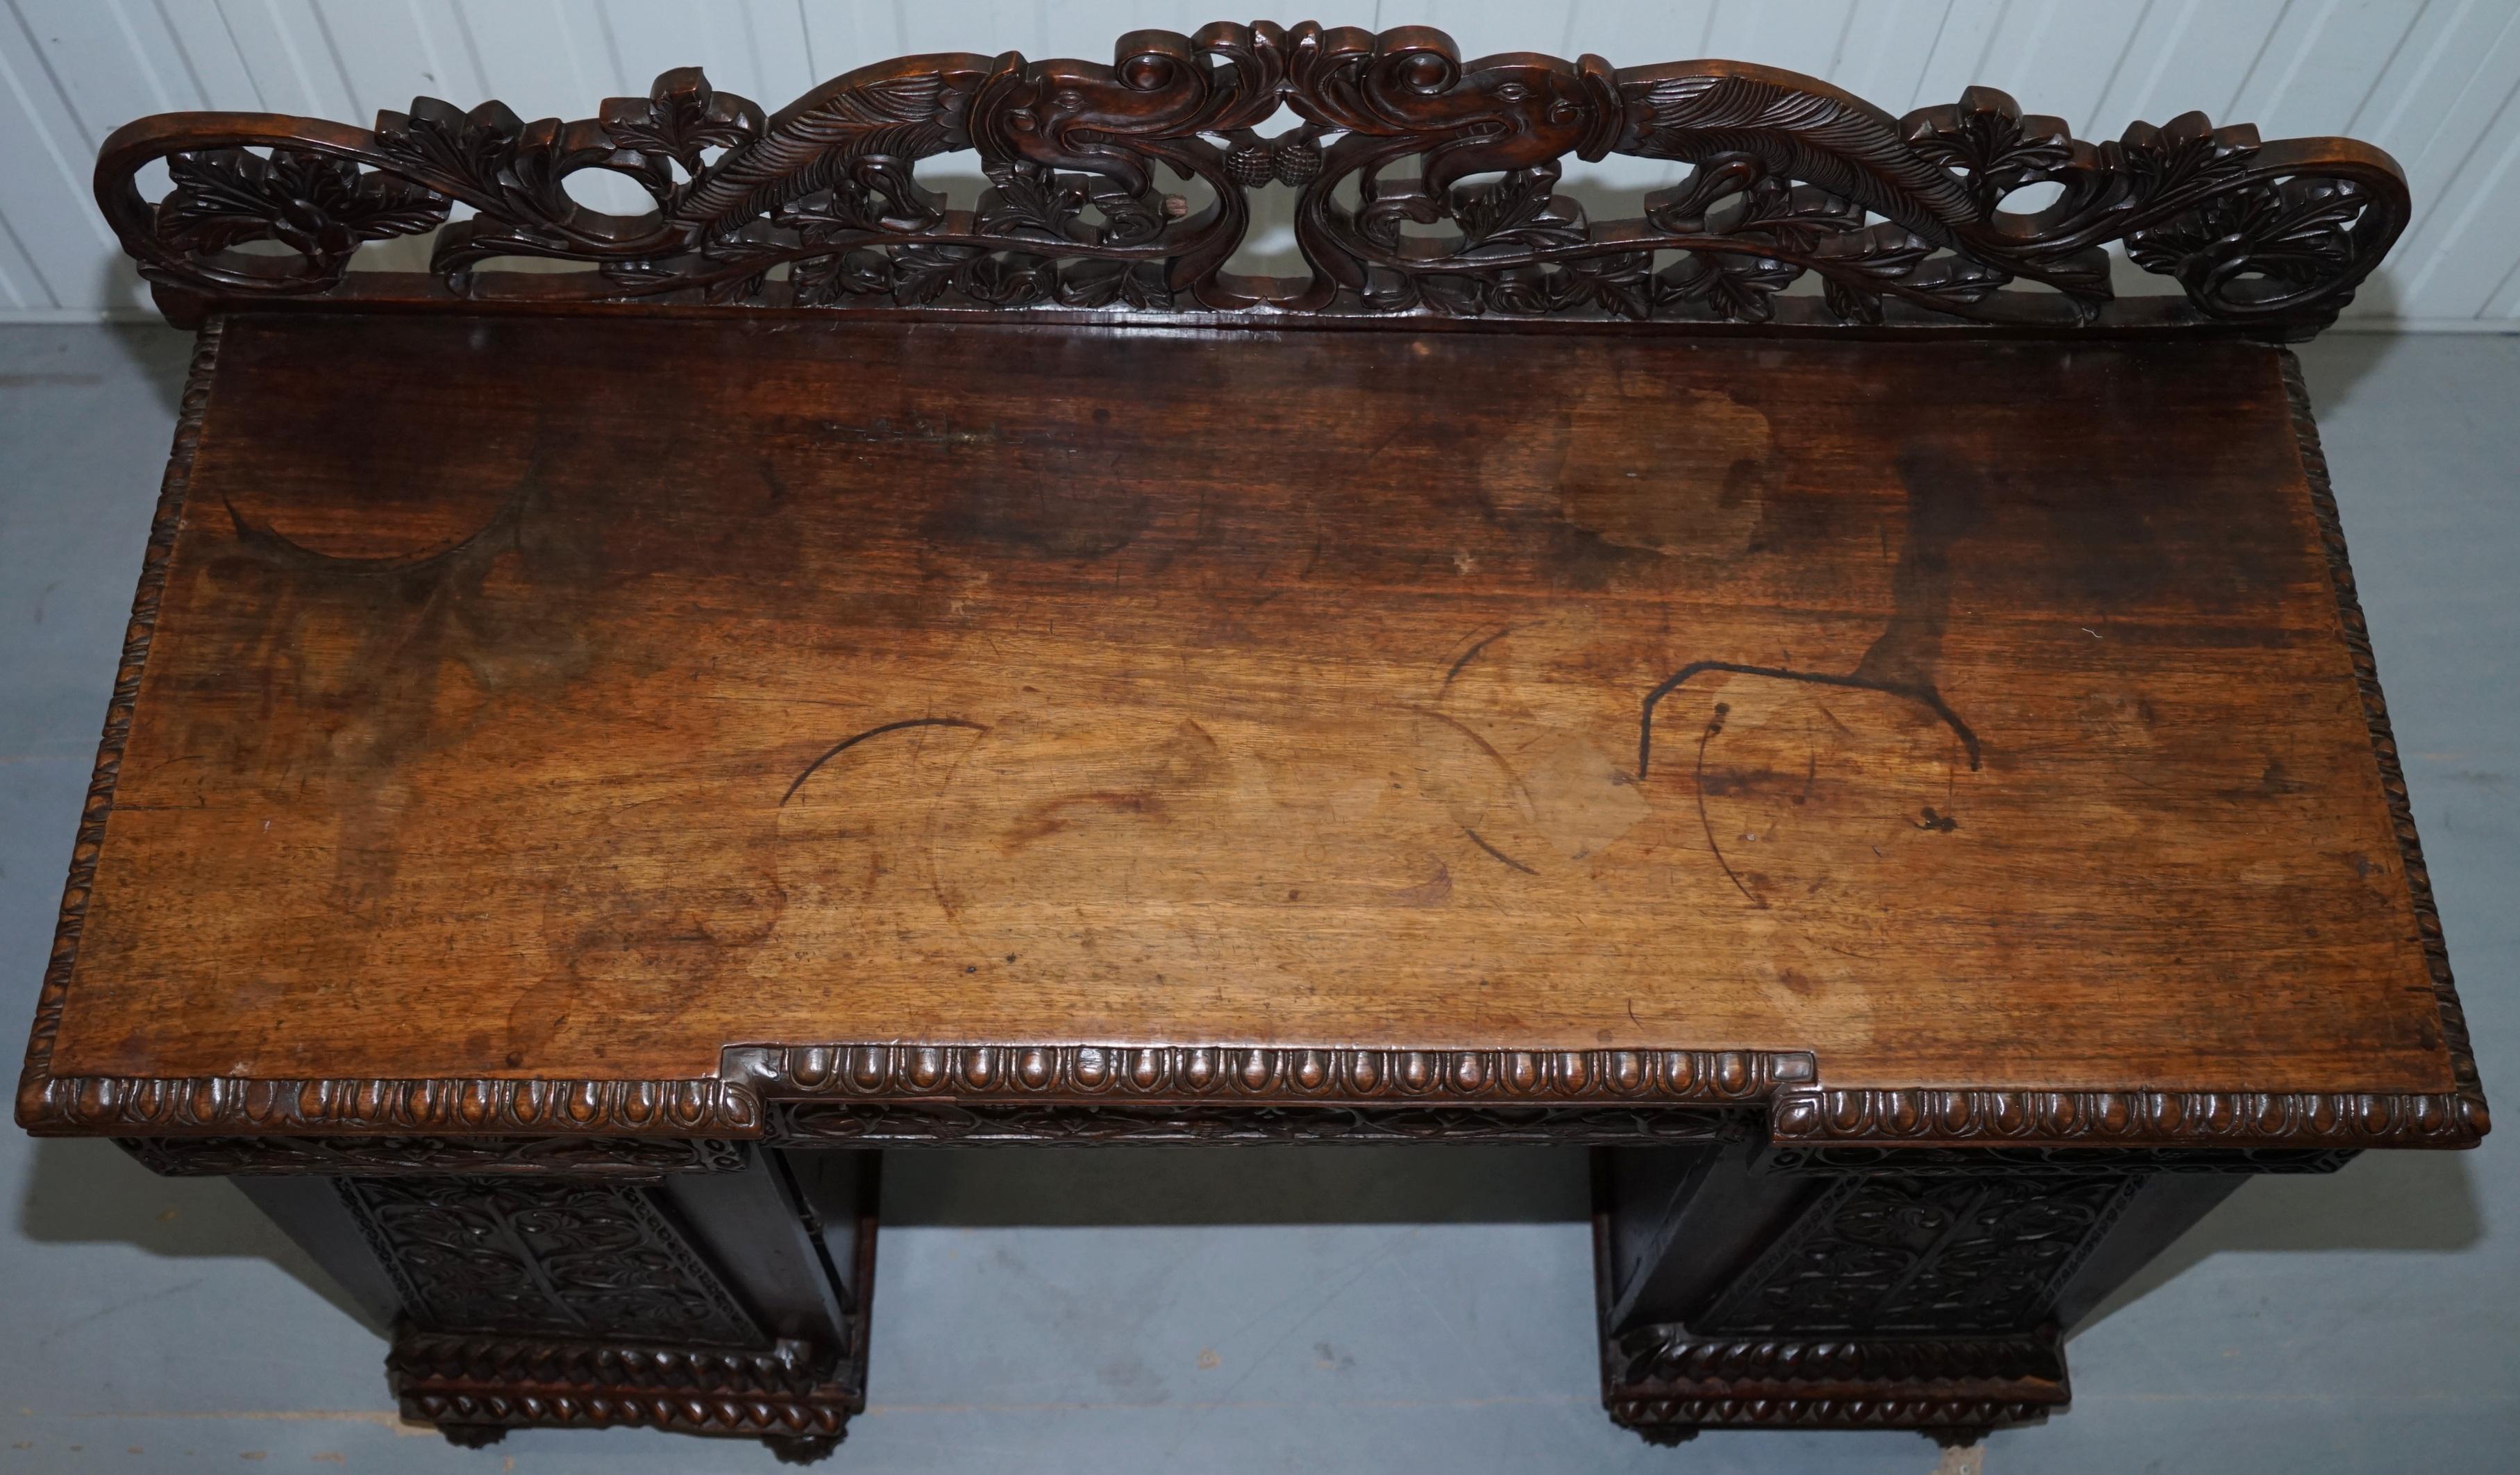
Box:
[31,313,2467,1118]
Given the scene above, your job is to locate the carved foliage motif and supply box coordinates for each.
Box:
[156,148,447,269]
[95,23,2408,328]
[376,1158,877,1453]
[339,1177,767,1347]
[1697,1174,2137,1335]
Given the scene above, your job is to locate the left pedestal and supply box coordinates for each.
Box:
[124,1139,880,1465]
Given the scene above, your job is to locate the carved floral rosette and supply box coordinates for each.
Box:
[95,21,2408,332]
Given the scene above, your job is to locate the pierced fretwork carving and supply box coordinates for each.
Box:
[338,1177,767,1347]
[1698,1174,2138,1335]
[1590,1152,2131,1447]
[368,1158,879,1461]
[95,24,2406,332]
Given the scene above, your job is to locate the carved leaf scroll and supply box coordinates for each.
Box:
[156,147,447,276]
[92,22,2407,332]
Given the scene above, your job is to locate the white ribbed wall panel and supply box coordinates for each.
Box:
[3,0,2517,327]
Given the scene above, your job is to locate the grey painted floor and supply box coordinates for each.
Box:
[2,324,2513,1475]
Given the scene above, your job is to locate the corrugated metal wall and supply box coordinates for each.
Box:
[4,0,2517,327]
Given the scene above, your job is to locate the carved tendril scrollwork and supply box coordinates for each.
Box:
[95,23,2406,330]
[1695,1174,2140,1336]
[339,1177,768,1347]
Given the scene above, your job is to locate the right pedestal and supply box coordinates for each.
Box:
[1589,1142,2317,1447]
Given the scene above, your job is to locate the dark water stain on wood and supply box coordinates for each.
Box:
[1848,446,1988,693]
[1637,446,1990,781]
[921,478,1154,559]
[1638,447,1992,910]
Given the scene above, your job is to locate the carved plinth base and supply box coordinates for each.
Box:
[1601,1329,2063,1445]
[392,1331,862,1460]
[222,1150,884,1460]
[1582,1145,2187,1448]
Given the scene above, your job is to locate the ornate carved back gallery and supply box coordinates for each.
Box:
[96,20,2405,333]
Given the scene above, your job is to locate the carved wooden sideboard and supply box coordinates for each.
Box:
[18,21,2485,1461]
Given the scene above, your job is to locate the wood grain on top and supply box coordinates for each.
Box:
[40,314,2455,1099]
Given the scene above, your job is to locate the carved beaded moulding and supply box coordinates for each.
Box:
[1604,1333,2069,1440]
[2283,348,2494,1148]
[1614,1330,2066,1388]
[730,1040,1809,1101]
[738,1043,1801,1147]
[393,1333,834,1401]
[95,19,2408,333]
[1608,1390,2056,1442]
[398,1388,852,1447]
[393,1332,863,1456]
[1769,1084,2487,1150]
[28,1072,759,1137]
